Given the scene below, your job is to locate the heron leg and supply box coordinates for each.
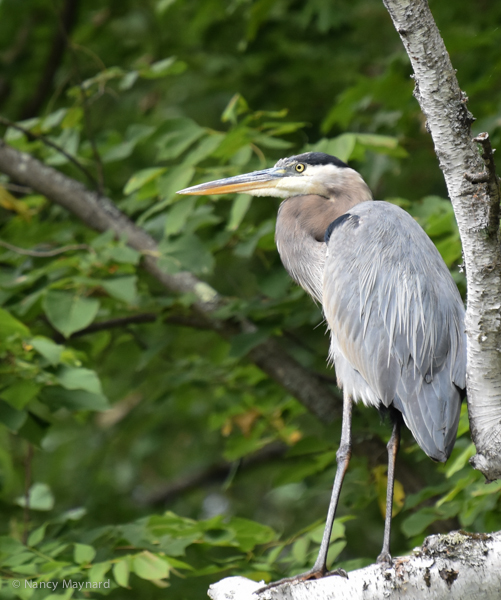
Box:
[310,389,353,574]
[376,416,401,564]
[255,391,353,593]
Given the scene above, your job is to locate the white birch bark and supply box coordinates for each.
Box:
[209,532,501,600]
[381,0,501,481]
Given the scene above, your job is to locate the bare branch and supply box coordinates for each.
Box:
[213,532,501,600]
[138,442,287,507]
[0,140,341,422]
[0,240,90,257]
[57,313,159,341]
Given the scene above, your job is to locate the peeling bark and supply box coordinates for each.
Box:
[209,532,501,600]
[382,0,501,482]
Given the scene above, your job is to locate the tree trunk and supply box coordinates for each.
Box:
[381,0,501,482]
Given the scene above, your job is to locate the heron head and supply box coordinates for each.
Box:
[177,152,372,202]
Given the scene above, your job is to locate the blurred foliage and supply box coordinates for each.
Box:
[0,0,499,598]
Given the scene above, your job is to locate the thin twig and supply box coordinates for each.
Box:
[1,182,33,194]
[51,312,211,343]
[20,0,80,120]
[0,115,98,188]
[66,43,105,194]
[0,240,91,257]
[75,83,105,194]
[70,313,158,337]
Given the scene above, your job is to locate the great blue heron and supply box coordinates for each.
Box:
[178,152,466,584]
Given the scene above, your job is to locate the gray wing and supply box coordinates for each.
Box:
[323,202,466,462]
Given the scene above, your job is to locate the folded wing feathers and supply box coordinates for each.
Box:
[324,202,466,461]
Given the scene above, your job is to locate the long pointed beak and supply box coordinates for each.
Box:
[177,167,287,196]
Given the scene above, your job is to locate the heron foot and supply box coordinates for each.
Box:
[376,551,393,565]
[255,567,348,594]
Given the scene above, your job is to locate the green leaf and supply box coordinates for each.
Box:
[16,483,54,511]
[140,56,184,78]
[435,234,462,266]
[0,400,27,431]
[159,233,214,276]
[327,540,346,567]
[229,330,270,359]
[102,140,137,163]
[0,536,25,553]
[107,246,140,265]
[88,561,111,583]
[31,337,63,366]
[1,551,35,567]
[17,413,48,445]
[354,133,408,158]
[227,195,252,231]
[309,519,346,543]
[445,443,476,478]
[42,387,109,412]
[164,196,197,236]
[102,124,156,163]
[123,167,167,195]
[183,134,224,166]
[156,118,205,161]
[158,166,196,203]
[43,291,100,338]
[0,307,30,337]
[101,276,137,303]
[0,380,40,410]
[57,367,103,395]
[28,524,47,547]
[401,508,441,537]
[308,134,357,162]
[229,518,276,552]
[74,543,96,564]
[292,537,309,564]
[113,558,130,588]
[132,551,169,580]
[222,94,249,124]
[258,270,291,299]
[138,166,195,225]
[119,70,139,90]
[252,133,292,149]
[41,108,67,131]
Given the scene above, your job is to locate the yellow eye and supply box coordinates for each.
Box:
[295,163,305,173]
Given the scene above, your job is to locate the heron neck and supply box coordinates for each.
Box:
[275,194,371,302]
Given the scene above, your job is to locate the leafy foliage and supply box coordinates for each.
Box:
[0,0,500,598]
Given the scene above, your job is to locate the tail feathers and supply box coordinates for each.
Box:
[393,366,461,462]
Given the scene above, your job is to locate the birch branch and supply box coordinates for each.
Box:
[382,0,501,482]
[212,532,501,600]
[0,139,339,422]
